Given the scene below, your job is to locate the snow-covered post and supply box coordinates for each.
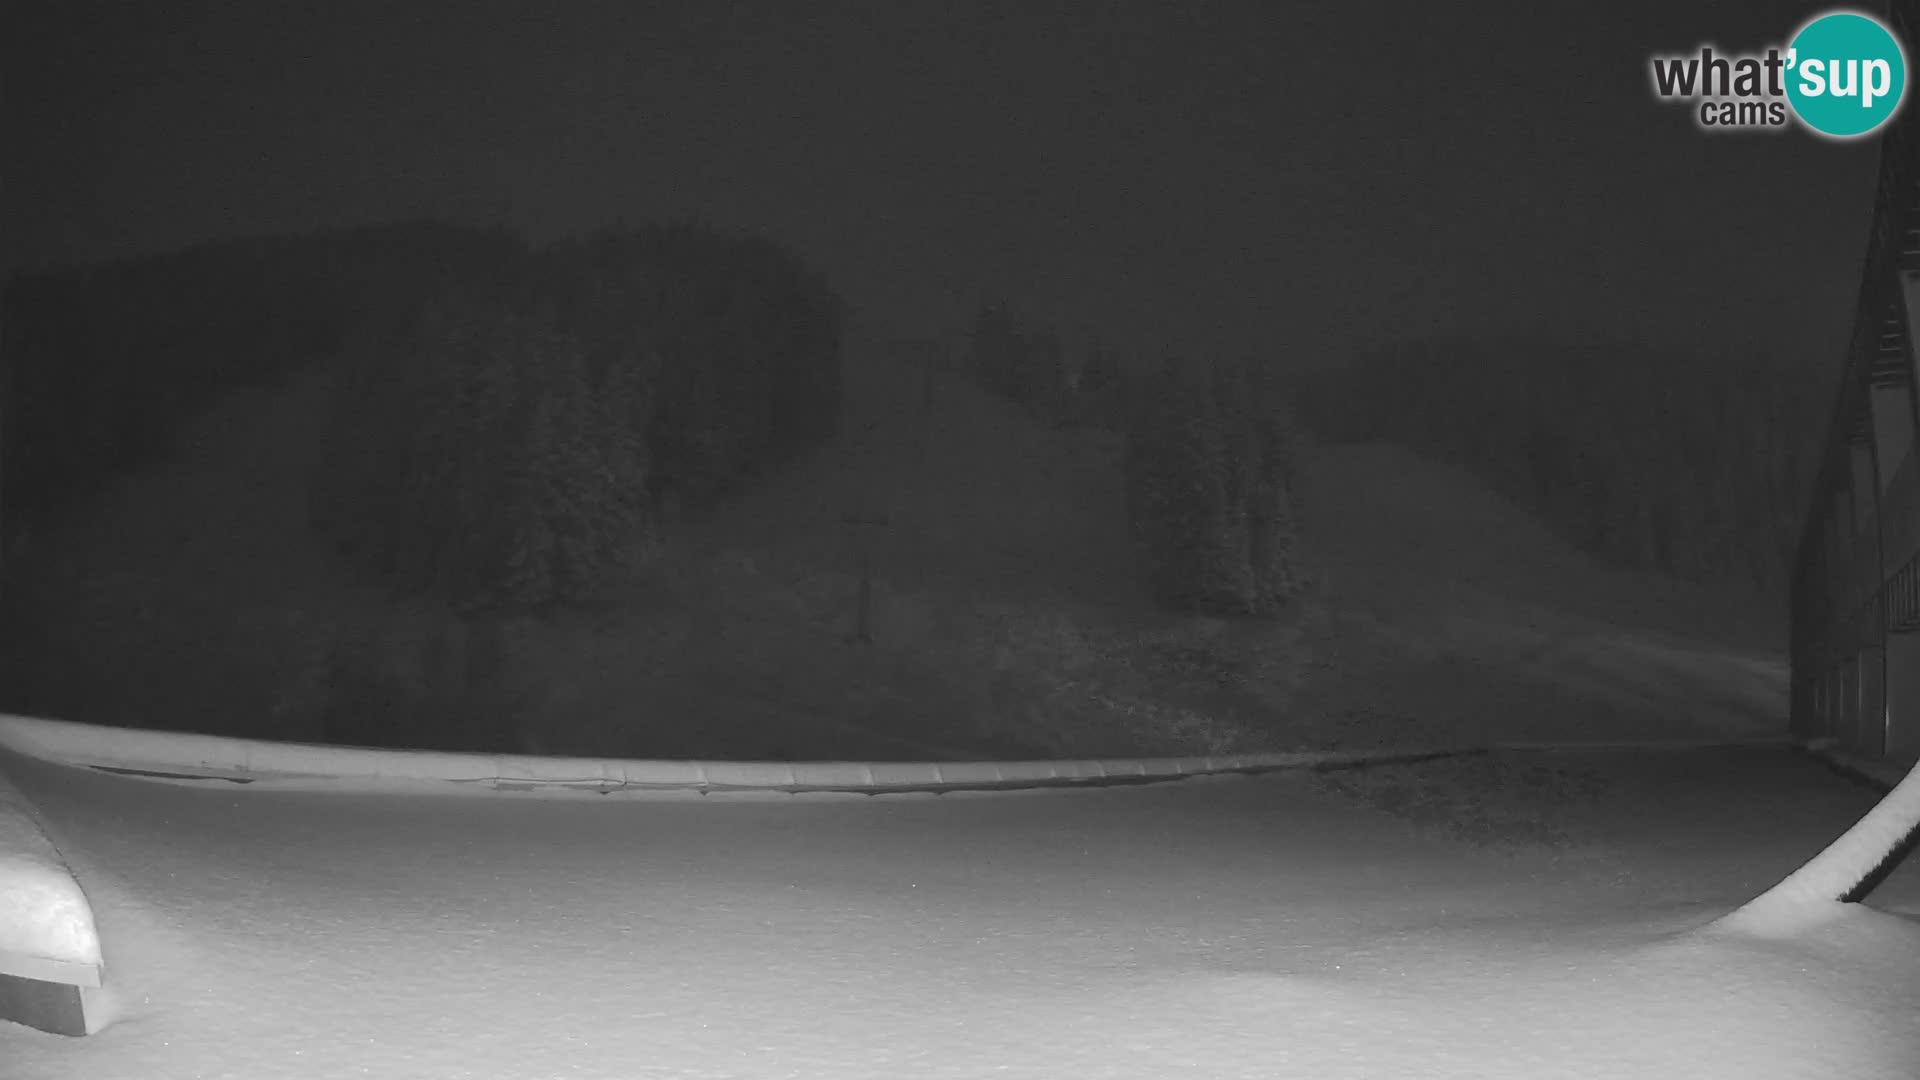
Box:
[1718,755,1920,936]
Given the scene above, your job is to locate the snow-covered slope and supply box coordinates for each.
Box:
[1287,442,1791,749]
[1,743,1916,1078]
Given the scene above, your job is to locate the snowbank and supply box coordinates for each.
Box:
[2,743,1916,1078]
[0,763,105,1036]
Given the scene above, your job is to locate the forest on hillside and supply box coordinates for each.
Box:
[965,302,1832,606]
[0,223,1303,626]
[0,222,1822,756]
[0,224,1827,624]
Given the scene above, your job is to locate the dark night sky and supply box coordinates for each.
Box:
[0,0,1888,368]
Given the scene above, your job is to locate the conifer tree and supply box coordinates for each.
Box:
[312,270,655,617]
[1125,357,1253,614]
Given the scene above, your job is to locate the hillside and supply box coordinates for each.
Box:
[0,326,1789,760]
[1291,443,1787,748]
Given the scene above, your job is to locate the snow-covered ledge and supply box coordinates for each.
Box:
[0,712,1801,798]
[0,766,106,1036]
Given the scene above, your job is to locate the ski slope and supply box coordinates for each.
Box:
[2,740,1917,1079]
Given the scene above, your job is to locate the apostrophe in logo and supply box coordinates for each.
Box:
[1785,11,1908,138]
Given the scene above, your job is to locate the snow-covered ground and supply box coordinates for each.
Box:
[2,743,1916,1079]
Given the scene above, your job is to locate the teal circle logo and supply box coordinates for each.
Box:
[1786,11,1908,138]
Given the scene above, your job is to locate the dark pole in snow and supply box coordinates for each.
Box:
[843,509,890,646]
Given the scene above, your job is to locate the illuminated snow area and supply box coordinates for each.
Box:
[2,746,1917,1079]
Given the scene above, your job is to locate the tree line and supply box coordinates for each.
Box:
[1,220,846,618]
[311,222,845,616]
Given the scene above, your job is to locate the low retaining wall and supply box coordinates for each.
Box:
[0,713,1801,798]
